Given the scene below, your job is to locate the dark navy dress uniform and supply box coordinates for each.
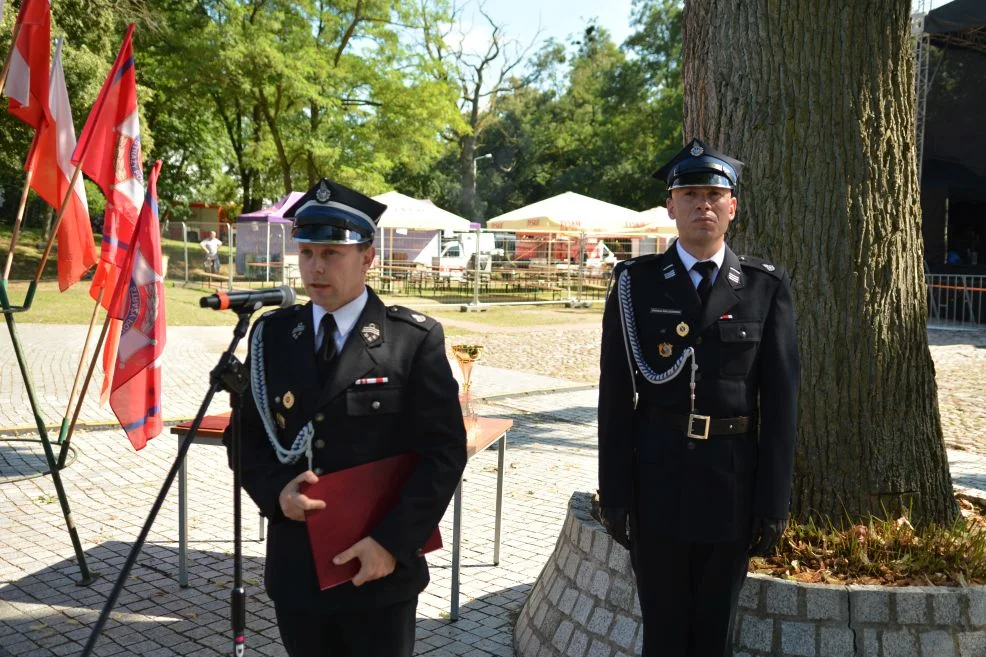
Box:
[225,179,466,657]
[597,141,800,657]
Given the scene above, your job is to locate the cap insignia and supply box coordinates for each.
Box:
[361,323,381,343]
[316,181,331,202]
[690,144,704,157]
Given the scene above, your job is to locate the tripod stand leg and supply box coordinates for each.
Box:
[1,281,96,585]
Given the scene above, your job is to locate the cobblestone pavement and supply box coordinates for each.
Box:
[1,320,984,656]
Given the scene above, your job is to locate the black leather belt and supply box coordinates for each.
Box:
[652,410,751,440]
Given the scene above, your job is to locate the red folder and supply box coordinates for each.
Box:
[302,453,443,590]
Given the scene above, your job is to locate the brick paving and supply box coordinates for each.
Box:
[1,322,984,656]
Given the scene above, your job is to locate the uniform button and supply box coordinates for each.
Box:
[371,400,381,410]
[274,396,281,404]
[687,442,696,450]
[314,439,326,449]
[739,330,747,339]
[314,413,325,422]
[313,467,324,475]
[695,337,703,345]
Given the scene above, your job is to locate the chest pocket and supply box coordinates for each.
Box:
[718,321,761,377]
[346,387,403,416]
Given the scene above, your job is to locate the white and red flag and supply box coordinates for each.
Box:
[72,23,144,312]
[72,24,143,399]
[4,0,51,129]
[26,39,97,291]
[107,160,165,450]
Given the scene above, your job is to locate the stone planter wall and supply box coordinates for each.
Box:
[514,492,986,657]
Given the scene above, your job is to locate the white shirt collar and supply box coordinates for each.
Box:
[311,287,369,351]
[676,240,726,272]
[676,240,727,288]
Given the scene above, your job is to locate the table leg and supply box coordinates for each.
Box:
[450,478,462,622]
[494,432,506,566]
[178,438,188,588]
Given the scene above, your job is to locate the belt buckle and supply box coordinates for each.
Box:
[687,414,710,440]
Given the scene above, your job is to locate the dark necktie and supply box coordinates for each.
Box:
[318,313,338,382]
[693,261,717,306]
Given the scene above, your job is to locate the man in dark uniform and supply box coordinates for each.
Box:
[597,139,799,656]
[225,178,467,657]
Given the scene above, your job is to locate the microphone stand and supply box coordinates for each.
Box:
[82,309,255,657]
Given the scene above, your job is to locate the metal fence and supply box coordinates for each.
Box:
[161,219,678,308]
[926,274,985,328]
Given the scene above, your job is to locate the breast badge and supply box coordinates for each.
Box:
[658,342,673,358]
[676,322,690,337]
[283,391,295,409]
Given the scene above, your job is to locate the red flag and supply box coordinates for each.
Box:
[26,39,96,290]
[72,23,144,312]
[4,0,51,129]
[108,160,165,450]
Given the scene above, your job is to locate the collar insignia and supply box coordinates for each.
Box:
[292,322,305,340]
[361,323,381,343]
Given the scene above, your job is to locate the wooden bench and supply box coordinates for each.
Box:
[201,272,226,289]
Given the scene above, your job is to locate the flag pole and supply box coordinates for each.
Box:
[57,306,113,467]
[0,19,24,95]
[55,288,104,468]
[2,164,34,281]
[25,160,83,308]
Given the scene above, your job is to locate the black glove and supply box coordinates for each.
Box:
[749,516,786,556]
[600,507,631,549]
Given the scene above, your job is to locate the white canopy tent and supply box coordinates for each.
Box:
[371,191,472,268]
[373,191,472,231]
[632,206,678,237]
[486,191,647,234]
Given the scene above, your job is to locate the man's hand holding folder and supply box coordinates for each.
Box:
[300,453,443,590]
[332,536,397,586]
[278,470,327,521]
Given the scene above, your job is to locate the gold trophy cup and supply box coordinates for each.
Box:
[452,344,483,436]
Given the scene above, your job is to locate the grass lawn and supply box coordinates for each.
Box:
[1,280,239,326]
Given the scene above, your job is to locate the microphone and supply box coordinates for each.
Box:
[200,285,297,312]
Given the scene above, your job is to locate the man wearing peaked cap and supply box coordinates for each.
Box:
[225,178,466,657]
[597,139,800,656]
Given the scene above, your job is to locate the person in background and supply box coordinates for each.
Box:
[200,230,222,273]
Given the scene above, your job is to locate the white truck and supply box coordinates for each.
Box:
[432,231,500,280]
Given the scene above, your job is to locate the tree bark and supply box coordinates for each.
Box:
[682,0,955,525]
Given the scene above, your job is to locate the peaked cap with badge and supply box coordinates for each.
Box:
[284,178,388,245]
[598,139,800,657]
[653,138,744,192]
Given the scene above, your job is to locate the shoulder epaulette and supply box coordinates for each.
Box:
[737,255,784,279]
[259,303,303,322]
[387,305,437,330]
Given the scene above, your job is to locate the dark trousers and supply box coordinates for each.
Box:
[274,597,417,657]
[630,532,749,657]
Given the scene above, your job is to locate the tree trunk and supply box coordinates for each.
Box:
[682,0,956,525]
